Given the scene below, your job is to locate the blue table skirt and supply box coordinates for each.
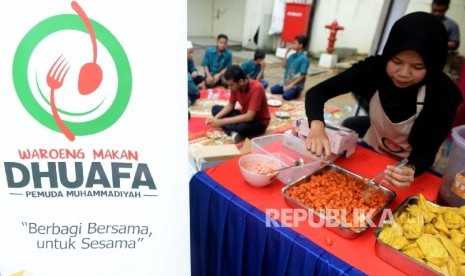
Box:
[190,171,366,276]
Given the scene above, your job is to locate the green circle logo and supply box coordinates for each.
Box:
[13,14,132,139]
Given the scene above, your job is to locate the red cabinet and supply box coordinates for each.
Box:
[281,3,312,43]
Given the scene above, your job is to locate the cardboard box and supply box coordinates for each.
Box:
[291,118,358,157]
[188,144,241,171]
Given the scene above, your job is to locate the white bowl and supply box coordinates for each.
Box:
[238,153,281,187]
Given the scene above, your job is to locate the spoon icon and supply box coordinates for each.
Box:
[71,1,102,95]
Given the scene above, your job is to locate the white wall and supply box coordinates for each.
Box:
[187,0,213,36]
[308,0,385,56]
[369,0,411,56]
[257,0,278,49]
[187,0,246,42]
[243,0,265,45]
[212,0,246,42]
[188,0,465,55]
[406,0,465,55]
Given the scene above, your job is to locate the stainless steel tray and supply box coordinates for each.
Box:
[374,196,441,276]
[281,163,396,239]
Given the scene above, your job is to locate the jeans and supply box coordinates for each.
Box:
[211,105,267,138]
[270,84,301,100]
[260,79,269,89]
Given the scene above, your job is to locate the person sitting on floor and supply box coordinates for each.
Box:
[201,34,233,88]
[188,72,200,107]
[188,40,205,90]
[241,48,268,89]
[270,34,309,100]
[206,65,270,143]
[304,12,462,188]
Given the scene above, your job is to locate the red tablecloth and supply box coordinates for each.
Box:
[205,145,442,275]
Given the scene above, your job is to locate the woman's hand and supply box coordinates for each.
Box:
[381,165,415,188]
[305,120,331,159]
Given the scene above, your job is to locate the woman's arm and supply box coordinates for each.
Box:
[304,56,381,158]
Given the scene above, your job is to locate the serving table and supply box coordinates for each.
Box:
[190,145,443,275]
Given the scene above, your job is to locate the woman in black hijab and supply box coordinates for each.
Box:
[305,12,462,188]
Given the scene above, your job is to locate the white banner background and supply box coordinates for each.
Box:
[0,1,189,275]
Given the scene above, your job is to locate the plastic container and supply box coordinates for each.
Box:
[437,125,465,207]
[251,134,321,185]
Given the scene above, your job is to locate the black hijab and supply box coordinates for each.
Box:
[379,12,448,122]
[382,11,448,82]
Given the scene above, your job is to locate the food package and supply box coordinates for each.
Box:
[291,118,358,157]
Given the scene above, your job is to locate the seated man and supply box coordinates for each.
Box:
[201,34,233,88]
[187,40,205,90]
[188,73,199,107]
[206,65,270,143]
[187,72,200,120]
[241,48,268,88]
[270,34,309,100]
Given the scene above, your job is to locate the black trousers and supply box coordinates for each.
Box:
[188,93,200,106]
[212,105,266,138]
[192,75,204,85]
[342,115,370,137]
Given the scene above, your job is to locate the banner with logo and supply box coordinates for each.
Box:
[0,1,189,275]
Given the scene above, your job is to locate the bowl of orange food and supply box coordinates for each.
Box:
[239,153,281,187]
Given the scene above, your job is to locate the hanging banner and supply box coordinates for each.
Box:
[0,1,189,275]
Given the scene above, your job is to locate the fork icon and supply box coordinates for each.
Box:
[46,55,74,141]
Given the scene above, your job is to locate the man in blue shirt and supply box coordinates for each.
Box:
[187,73,198,120]
[188,73,199,107]
[188,40,205,90]
[201,34,233,88]
[241,48,268,88]
[270,35,309,100]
